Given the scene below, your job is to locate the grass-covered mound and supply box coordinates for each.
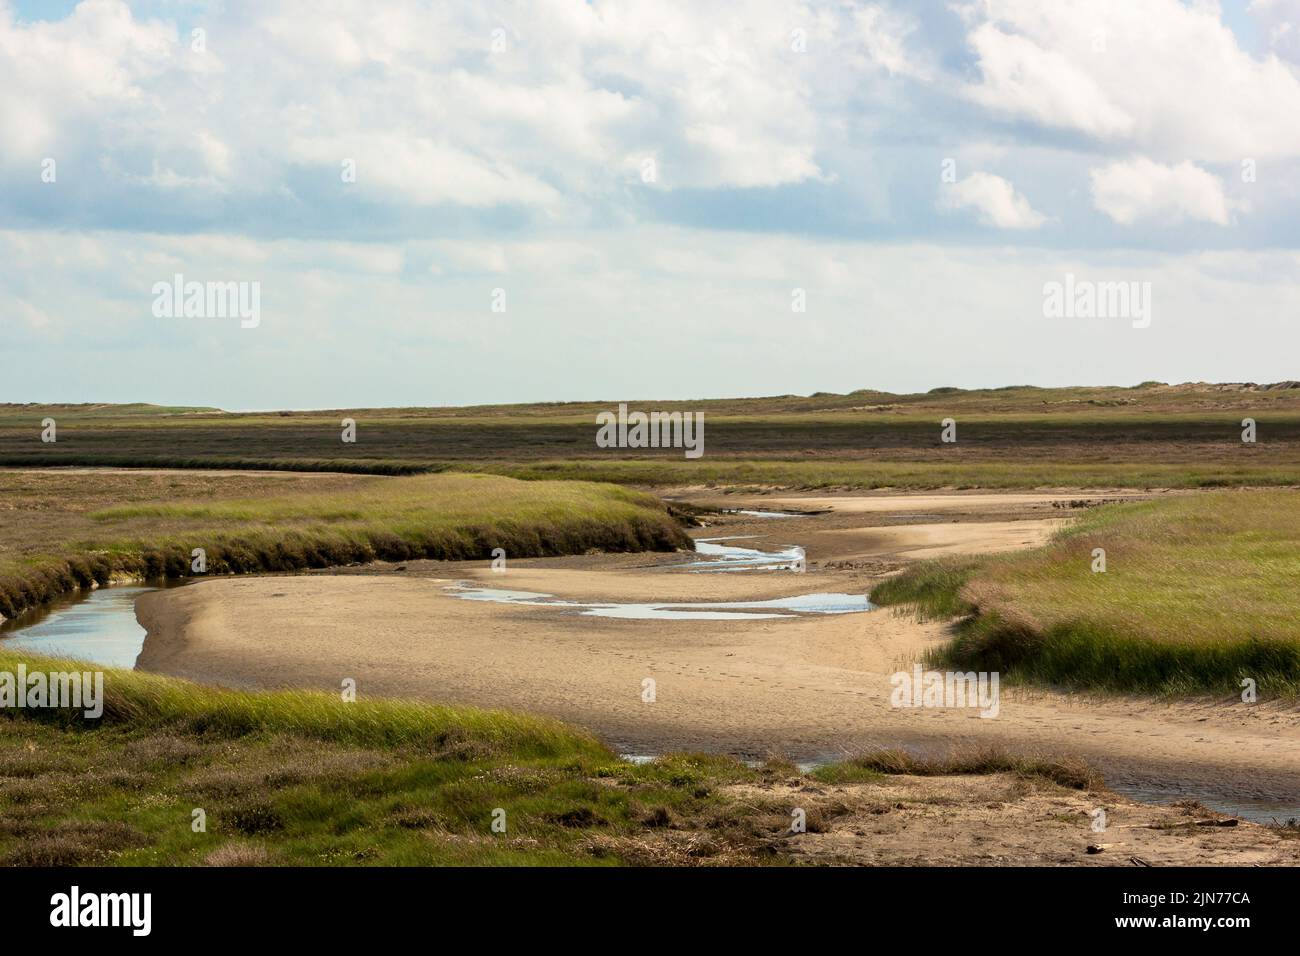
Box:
[0,471,691,622]
[0,651,734,865]
[872,491,1300,695]
[0,651,1103,866]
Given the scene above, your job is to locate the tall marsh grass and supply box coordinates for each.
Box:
[0,473,691,622]
[0,650,608,760]
[874,490,1300,695]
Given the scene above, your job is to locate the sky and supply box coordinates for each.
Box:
[3,0,1300,409]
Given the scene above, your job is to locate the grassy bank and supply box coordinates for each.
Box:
[0,651,742,865]
[0,470,690,623]
[872,491,1300,695]
[0,651,1101,866]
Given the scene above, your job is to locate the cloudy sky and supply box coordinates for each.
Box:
[4,0,1300,409]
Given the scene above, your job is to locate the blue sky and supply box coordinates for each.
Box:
[3,0,1300,409]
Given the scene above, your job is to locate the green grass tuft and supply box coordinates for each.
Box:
[884,491,1300,695]
[869,558,979,620]
[813,747,1101,790]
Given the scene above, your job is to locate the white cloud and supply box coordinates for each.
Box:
[0,0,850,210]
[940,172,1046,229]
[289,134,562,209]
[0,0,1295,247]
[0,0,177,157]
[1090,158,1232,226]
[1251,0,1300,63]
[855,5,925,78]
[957,0,1300,161]
[964,22,1133,138]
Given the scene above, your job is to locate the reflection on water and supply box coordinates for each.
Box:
[448,535,870,618]
[689,538,804,572]
[445,583,874,620]
[0,586,161,669]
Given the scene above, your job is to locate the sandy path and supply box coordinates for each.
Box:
[134,494,1300,819]
[813,519,1067,560]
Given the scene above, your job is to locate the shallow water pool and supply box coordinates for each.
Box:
[445,583,873,620]
[688,538,804,571]
[0,586,158,669]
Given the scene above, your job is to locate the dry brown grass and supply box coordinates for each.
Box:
[203,842,271,867]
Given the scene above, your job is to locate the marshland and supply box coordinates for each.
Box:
[9,0,1300,890]
[2,385,1300,866]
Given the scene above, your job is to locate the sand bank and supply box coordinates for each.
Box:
[135,493,1300,817]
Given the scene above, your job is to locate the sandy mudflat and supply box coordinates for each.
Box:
[735,773,1300,866]
[135,492,1300,821]
[815,519,1068,560]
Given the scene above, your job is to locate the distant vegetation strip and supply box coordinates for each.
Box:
[1,384,1298,493]
[3,455,1298,491]
[0,454,436,475]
